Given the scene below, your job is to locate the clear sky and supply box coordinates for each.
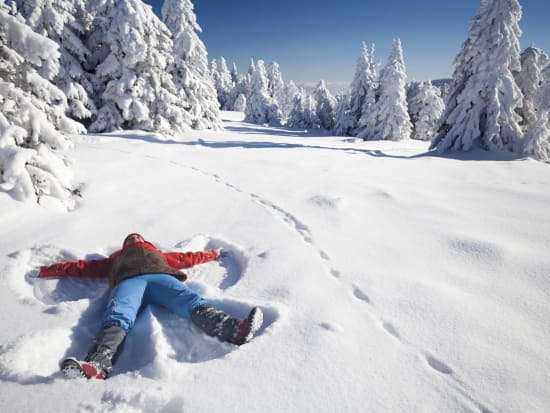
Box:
[143,0,550,85]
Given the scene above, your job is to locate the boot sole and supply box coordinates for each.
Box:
[61,357,105,380]
[234,307,264,345]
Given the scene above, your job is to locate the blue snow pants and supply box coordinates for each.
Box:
[101,273,206,332]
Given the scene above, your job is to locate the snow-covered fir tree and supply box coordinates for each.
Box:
[280,80,300,122]
[287,88,319,129]
[230,62,239,84]
[244,59,272,124]
[359,39,411,141]
[213,56,234,110]
[535,64,550,111]
[407,81,445,141]
[515,46,550,132]
[313,80,337,130]
[266,61,285,124]
[0,4,84,205]
[209,58,219,92]
[333,94,355,136]
[162,0,221,130]
[431,0,524,153]
[247,58,256,79]
[86,0,192,135]
[348,42,377,135]
[523,110,550,161]
[233,93,247,112]
[229,73,250,111]
[13,0,95,123]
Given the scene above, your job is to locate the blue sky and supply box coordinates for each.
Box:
[144,0,550,85]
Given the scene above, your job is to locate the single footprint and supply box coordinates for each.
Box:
[426,354,453,375]
[382,322,400,339]
[352,285,370,304]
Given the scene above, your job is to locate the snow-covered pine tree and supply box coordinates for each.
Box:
[515,46,550,132]
[266,61,285,124]
[535,63,550,111]
[229,73,250,111]
[359,39,411,141]
[244,59,272,124]
[233,93,247,112]
[287,88,319,129]
[214,57,234,110]
[86,0,192,135]
[407,81,445,141]
[230,62,239,84]
[13,0,95,123]
[349,42,377,135]
[313,80,337,131]
[162,0,221,130]
[0,4,84,205]
[523,60,550,161]
[431,0,524,153]
[334,94,354,136]
[209,58,219,91]
[523,110,550,161]
[247,58,256,79]
[281,80,300,122]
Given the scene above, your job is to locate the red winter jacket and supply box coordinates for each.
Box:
[39,241,219,288]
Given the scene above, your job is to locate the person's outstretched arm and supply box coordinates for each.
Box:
[164,250,219,269]
[39,258,111,278]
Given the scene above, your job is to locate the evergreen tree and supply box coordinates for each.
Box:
[233,93,247,112]
[334,94,354,136]
[523,110,550,161]
[313,80,337,130]
[0,4,84,205]
[244,59,272,124]
[431,0,524,153]
[349,42,377,135]
[214,56,233,110]
[230,73,250,111]
[407,81,445,141]
[281,80,300,122]
[515,46,550,132]
[87,0,192,135]
[162,0,221,130]
[535,64,550,111]
[359,39,411,141]
[230,62,239,84]
[13,0,95,122]
[266,61,285,124]
[288,88,319,130]
[247,58,256,79]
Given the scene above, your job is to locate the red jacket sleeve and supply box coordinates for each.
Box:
[164,250,219,269]
[39,258,111,278]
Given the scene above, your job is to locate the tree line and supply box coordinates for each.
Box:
[1,0,549,207]
[210,0,550,161]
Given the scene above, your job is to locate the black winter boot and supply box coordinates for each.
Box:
[61,325,126,379]
[191,304,263,345]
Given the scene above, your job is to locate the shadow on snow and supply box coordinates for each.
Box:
[98,121,531,163]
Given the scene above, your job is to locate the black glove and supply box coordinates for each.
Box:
[216,248,229,258]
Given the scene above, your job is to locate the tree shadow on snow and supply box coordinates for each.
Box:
[108,131,433,160]
[105,127,536,163]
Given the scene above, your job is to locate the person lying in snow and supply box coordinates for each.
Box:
[39,233,263,380]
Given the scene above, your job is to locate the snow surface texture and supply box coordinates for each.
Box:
[1,112,549,412]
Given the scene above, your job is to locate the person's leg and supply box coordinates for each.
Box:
[138,273,263,345]
[101,277,148,330]
[72,277,147,378]
[140,273,206,318]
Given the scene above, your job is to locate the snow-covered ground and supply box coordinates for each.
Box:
[1,112,549,412]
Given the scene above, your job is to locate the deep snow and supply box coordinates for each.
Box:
[0,112,549,412]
